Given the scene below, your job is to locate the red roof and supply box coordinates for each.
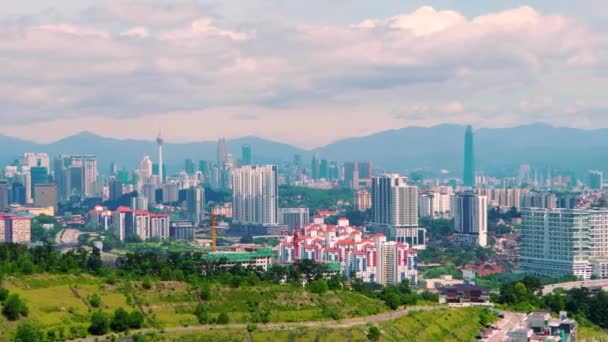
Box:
[114,206,132,213]
[337,239,356,245]
[374,233,385,237]
[134,210,150,215]
[325,248,338,252]
[354,251,366,255]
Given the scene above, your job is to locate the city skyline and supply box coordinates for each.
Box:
[0,2,607,147]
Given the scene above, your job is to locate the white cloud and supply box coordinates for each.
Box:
[120,26,149,38]
[0,4,607,146]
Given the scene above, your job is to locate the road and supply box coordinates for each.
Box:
[485,311,527,342]
[56,228,82,244]
[71,305,444,341]
[542,279,608,295]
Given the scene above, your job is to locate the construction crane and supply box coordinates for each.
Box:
[211,214,217,252]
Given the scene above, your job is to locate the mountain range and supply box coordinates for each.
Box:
[1,123,608,177]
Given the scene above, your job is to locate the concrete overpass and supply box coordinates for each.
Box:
[542,279,608,295]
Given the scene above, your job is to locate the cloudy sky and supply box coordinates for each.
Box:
[1,0,607,148]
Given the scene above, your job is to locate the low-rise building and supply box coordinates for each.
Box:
[439,284,490,304]
[508,311,576,342]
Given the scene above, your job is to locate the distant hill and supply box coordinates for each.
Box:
[2,123,608,176]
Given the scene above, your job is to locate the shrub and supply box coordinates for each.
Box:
[308,279,329,294]
[89,311,110,335]
[2,294,28,321]
[216,312,230,325]
[127,310,145,329]
[368,326,381,341]
[110,308,130,332]
[0,287,9,301]
[89,293,102,308]
[14,321,44,342]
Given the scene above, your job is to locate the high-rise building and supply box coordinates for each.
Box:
[319,159,329,179]
[589,170,604,190]
[311,155,320,180]
[278,208,310,230]
[521,208,592,279]
[371,174,418,227]
[218,138,228,168]
[10,182,25,205]
[54,155,98,199]
[186,187,205,226]
[30,166,49,199]
[156,133,164,184]
[22,153,50,172]
[241,144,252,166]
[232,165,278,225]
[354,189,372,211]
[453,191,487,247]
[185,158,196,175]
[0,180,9,211]
[109,178,123,202]
[344,162,360,189]
[33,183,57,213]
[0,214,31,243]
[463,125,475,187]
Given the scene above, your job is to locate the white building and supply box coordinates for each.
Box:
[371,174,425,247]
[232,165,278,225]
[520,208,592,279]
[453,191,488,247]
[419,186,453,219]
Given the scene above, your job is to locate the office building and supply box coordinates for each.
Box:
[33,184,58,214]
[217,138,228,169]
[22,153,50,172]
[241,145,252,166]
[463,125,475,187]
[54,155,98,199]
[453,191,487,247]
[279,208,310,230]
[589,170,604,190]
[156,132,164,183]
[185,158,196,175]
[0,181,9,211]
[344,162,359,189]
[521,208,592,279]
[311,155,320,180]
[232,165,278,225]
[30,166,49,199]
[186,187,205,226]
[10,182,25,205]
[354,189,372,211]
[109,178,123,202]
[162,182,179,203]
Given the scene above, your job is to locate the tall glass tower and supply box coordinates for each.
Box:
[463,125,475,187]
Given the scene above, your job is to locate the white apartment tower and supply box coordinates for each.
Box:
[521,208,592,279]
[232,165,278,225]
[372,174,418,227]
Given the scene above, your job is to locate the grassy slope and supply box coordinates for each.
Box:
[161,307,488,342]
[0,274,388,340]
